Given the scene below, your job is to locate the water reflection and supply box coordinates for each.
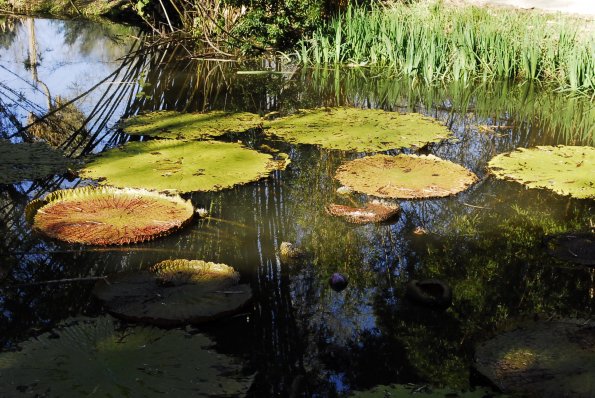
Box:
[0,17,593,397]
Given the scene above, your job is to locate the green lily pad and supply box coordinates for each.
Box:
[0,316,253,397]
[26,186,194,245]
[120,110,262,139]
[335,154,478,199]
[487,146,595,199]
[264,107,452,152]
[0,139,74,184]
[474,318,595,397]
[351,384,504,397]
[81,139,289,193]
[93,259,252,326]
[326,200,400,224]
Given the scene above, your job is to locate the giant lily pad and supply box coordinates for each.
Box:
[474,318,595,397]
[326,200,400,224]
[335,154,478,199]
[0,139,74,184]
[121,110,262,139]
[81,139,288,193]
[0,316,253,397]
[264,107,452,152]
[26,186,194,245]
[93,259,252,325]
[487,146,595,199]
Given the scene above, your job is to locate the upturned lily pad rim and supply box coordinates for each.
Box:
[26,186,194,246]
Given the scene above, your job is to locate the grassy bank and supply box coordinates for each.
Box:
[294,1,595,93]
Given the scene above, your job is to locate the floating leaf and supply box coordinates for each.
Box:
[120,110,262,139]
[264,107,452,152]
[93,259,252,326]
[335,154,478,199]
[81,139,288,193]
[545,232,595,266]
[487,146,595,199]
[474,318,595,397]
[0,316,253,397]
[27,187,194,245]
[0,139,74,184]
[326,200,400,224]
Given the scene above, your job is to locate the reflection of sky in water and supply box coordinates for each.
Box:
[0,18,137,131]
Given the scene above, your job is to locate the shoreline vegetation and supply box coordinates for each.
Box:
[1,0,594,93]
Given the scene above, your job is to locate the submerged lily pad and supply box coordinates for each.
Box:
[81,139,288,193]
[264,107,452,152]
[545,232,595,266]
[335,154,478,199]
[326,200,400,224]
[0,316,252,397]
[93,259,252,325]
[488,146,595,199]
[121,110,262,139]
[27,187,194,245]
[474,318,595,397]
[0,140,74,184]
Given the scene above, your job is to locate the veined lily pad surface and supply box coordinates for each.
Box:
[0,140,74,184]
[121,110,262,139]
[264,107,452,152]
[27,187,194,245]
[81,139,289,193]
[93,259,252,326]
[0,316,253,397]
[487,146,595,199]
[326,200,400,224]
[474,318,595,397]
[335,154,478,199]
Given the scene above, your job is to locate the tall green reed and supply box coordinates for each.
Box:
[294,1,595,93]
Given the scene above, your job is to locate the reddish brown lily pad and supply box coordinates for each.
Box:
[26,187,194,245]
[326,200,400,224]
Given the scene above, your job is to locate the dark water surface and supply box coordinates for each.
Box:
[0,16,594,397]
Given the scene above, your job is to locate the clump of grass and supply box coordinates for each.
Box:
[294,1,595,93]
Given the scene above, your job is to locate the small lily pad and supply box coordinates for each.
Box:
[120,110,262,139]
[26,186,194,245]
[545,232,595,266]
[0,139,74,184]
[335,154,478,199]
[81,139,289,193]
[264,107,452,152]
[93,259,252,326]
[474,318,595,397]
[487,146,595,199]
[326,200,400,224]
[0,316,253,397]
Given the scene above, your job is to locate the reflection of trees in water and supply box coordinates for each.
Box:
[59,19,136,59]
[0,16,20,50]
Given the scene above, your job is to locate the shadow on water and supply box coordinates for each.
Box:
[0,15,593,397]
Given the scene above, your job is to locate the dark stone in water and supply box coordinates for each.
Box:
[329,273,348,292]
[405,279,452,310]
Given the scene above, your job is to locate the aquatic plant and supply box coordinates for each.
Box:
[474,317,595,397]
[93,259,252,325]
[488,146,595,199]
[545,232,595,266]
[0,316,253,397]
[26,186,194,245]
[351,383,502,397]
[121,110,262,139]
[81,139,289,193]
[405,279,453,310]
[0,140,75,184]
[326,200,400,224]
[264,107,451,152]
[296,2,595,93]
[335,154,478,199]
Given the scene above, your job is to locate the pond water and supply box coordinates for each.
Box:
[0,16,594,397]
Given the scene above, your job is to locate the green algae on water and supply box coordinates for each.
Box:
[81,139,289,193]
[264,107,452,152]
[120,110,262,139]
[488,146,595,199]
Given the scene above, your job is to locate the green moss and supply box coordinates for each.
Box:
[81,139,288,193]
[488,146,595,199]
[121,110,262,139]
[335,154,478,199]
[264,107,452,152]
